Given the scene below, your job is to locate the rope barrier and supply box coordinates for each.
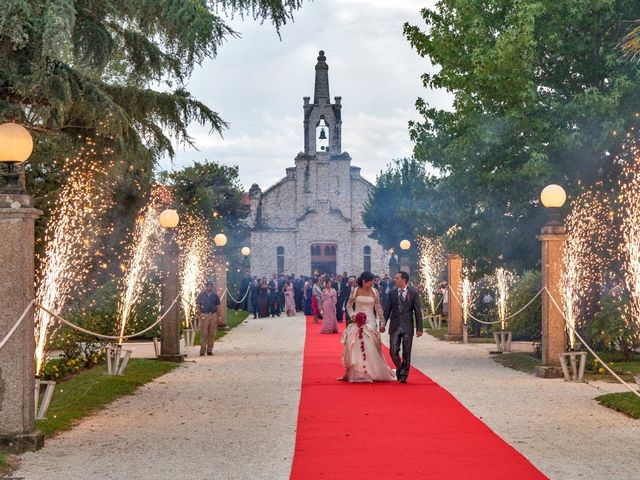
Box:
[445,283,639,396]
[447,286,544,325]
[224,285,251,304]
[0,300,35,351]
[543,288,640,399]
[35,294,180,342]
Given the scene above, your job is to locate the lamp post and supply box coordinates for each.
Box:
[388,248,398,276]
[0,122,44,452]
[399,239,412,275]
[214,233,228,329]
[535,184,567,378]
[241,245,251,274]
[158,209,184,362]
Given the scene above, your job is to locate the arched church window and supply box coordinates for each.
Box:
[324,245,331,256]
[363,246,371,272]
[316,117,329,153]
[277,247,285,276]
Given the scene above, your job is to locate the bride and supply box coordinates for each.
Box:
[338,271,396,382]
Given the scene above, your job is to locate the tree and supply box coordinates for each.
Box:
[363,158,434,263]
[404,0,640,271]
[0,0,302,154]
[165,160,250,290]
[0,0,303,272]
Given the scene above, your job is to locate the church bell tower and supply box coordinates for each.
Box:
[303,51,342,156]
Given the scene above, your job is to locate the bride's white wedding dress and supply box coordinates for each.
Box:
[340,289,396,382]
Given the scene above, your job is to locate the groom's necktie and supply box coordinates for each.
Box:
[400,289,406,301]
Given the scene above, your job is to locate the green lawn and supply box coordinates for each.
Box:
[0,451,9,475]
[36,359,178,436]
[595,392,640,419]
[584,352,640,383]
[493,352,541,374]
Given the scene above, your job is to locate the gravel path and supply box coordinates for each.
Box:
[17,313,305,480]
[17,314,640,480]
[408,335,640,480]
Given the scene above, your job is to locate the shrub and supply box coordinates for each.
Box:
[589,295,639,361]
[507,270,542,343]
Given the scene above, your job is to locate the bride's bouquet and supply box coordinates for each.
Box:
[354,312,367,327]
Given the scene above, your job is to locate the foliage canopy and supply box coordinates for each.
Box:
[402,0,640,270]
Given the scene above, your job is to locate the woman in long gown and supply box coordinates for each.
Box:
[284,280,297,316]
[338,271,395,382]
[320,282,338,333]
[258,277,270,318]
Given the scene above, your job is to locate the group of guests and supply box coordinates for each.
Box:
[234,271,404,326]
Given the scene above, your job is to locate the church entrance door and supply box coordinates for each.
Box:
[310,243,337,275]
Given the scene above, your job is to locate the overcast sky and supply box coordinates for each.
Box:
[159,0,452,189]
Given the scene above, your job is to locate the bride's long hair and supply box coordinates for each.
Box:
[357,271,375,288]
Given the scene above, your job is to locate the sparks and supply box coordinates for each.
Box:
[495,268,515,331]
[115,190,165,344]
[417,236,445,316]
[34,159,111,375]
[177,214,213,328]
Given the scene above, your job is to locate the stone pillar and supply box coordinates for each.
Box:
[158,230,184,362]
[0,194,44,453]
[535,225,566,378]
[445,254,463,340]
[399,254,411,276]
[215,250,228,327]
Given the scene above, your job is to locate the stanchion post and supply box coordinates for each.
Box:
[0,123,44,452]
[445,254,463,341]
[535,185,567,378]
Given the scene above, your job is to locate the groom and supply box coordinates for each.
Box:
[381,271,423,383]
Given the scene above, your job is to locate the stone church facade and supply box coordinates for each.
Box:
[248,51,389,277]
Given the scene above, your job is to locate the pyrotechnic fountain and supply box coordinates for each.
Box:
[461,270,473,343]
[492,268,515,352]
[177,214,213,346]
[34,158,111,377]
[561,190,609,351]
[115,201,163,344]
[621,157,640,355]
[109,193,164,373]
[418,236,444,329]
[495,268,515,331]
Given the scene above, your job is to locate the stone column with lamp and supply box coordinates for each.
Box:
[399,239,412,275]
[445,254,463,341]
[535,184,567,378]
[158,209,185,362]
[0,123,44,452]
[241,246,251,308]
[214,233,228,329]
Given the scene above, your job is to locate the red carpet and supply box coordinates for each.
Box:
[290,316,546,479]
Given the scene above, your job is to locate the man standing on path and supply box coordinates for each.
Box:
[381,271,423,383]
[196,280,222,356]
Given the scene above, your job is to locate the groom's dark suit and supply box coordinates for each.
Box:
[382,286,423,382]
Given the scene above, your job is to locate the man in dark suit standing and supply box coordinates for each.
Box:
[381,271,423,383]
[341,275,355,323]
[333,274,343,322]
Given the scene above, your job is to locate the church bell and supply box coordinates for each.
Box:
[319,128,327,140]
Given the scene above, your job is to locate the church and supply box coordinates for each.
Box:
[247,51,389,277]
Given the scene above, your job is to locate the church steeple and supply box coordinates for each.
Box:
[314,50,330,104]
[303,50,343,156]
